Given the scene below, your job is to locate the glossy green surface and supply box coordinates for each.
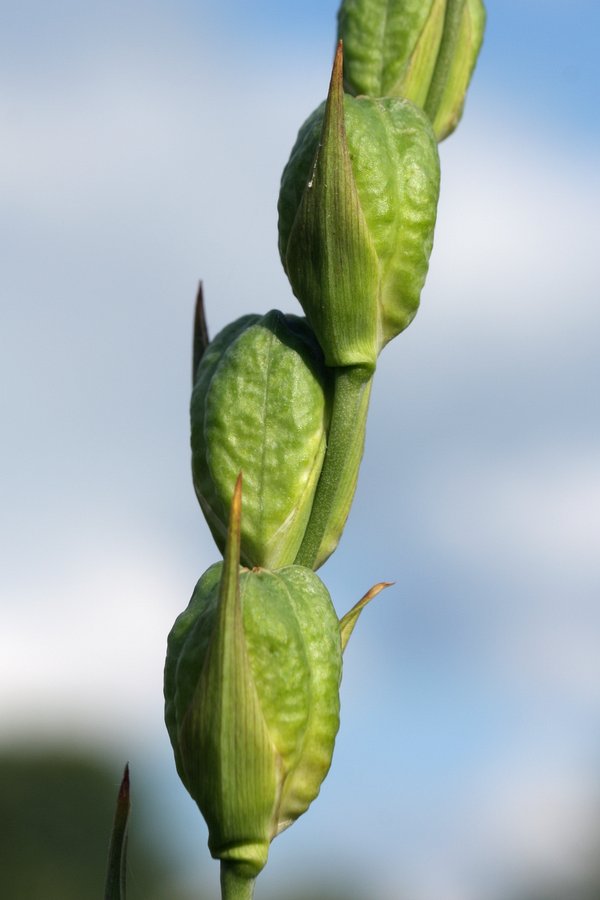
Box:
[338,0,486,140]
[191,311,329,569]
[278,92,440,368]
[164,562,342,872]
[338,0,439,99]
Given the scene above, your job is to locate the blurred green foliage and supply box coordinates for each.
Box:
[0,744,372,900]
[0,746,189,900]
[517,883,600,900]
[9,743,600,900]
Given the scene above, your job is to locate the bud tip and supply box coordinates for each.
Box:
[340,580,394,652]
[232,472,243,529]
[193,281,210,382]
[331,39,344,95]
[118,763,130,805]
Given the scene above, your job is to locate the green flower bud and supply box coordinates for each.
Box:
[278,44,440,371]
[164,478,342,883]
[191,309,330,570]
[337,0,486,141]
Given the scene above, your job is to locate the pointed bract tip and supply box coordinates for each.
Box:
[232,472,243,521]
[339,580,394,653]
[104,762,131,900]
[331,39,344,93]
[368,580,395,598]
[118,763,130,803]
[193,280,210,383]
[222,472,243,576]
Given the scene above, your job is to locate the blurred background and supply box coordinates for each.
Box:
[2,1,599,898]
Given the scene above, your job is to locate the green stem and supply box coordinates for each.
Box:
[295,364,373,570]
[424,0,466,121]
[220,863,256,900]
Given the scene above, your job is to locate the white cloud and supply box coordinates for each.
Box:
[419,102,599,363]
[426,447,600,579]
[368,752,600,900]
[0,532,210,748]
[464,754,600,891]
[508,616,600,710]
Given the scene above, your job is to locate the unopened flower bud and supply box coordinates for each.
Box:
[164,478,342,882]
[278,43,440,371]
[338,0,486,140]
[191,310,330,569]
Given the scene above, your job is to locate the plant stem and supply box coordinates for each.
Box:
[220,863,256,900]
[295,363,373,569]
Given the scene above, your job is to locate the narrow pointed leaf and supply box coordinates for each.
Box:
[340,582,394,652]
[104,763,130,900]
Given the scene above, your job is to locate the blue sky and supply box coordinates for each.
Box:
[2,3,600,899]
